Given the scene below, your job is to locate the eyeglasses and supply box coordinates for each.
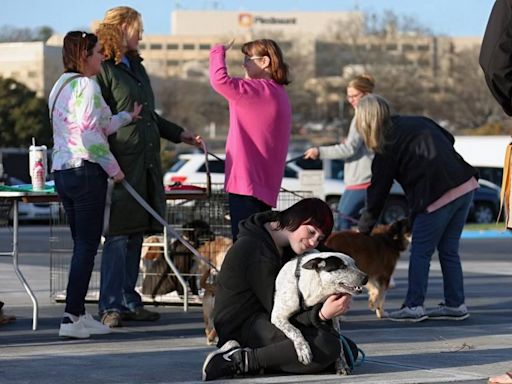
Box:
[346,92,364,101]
[243,55,264,64]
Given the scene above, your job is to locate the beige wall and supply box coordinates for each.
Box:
[171,10,364,39]
[0,42,61,98]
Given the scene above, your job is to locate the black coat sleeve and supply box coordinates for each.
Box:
[153,111,184,144]
[480,0,512,116]
[358,151,396,234]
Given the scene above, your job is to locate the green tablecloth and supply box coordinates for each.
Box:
[0,184,55,193]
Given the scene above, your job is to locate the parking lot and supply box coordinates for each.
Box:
[1,228,511,384]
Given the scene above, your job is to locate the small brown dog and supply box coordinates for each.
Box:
[194,236,232,345]
[324,218,411,318]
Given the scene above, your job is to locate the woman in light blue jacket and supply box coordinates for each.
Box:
[304,74,375,230]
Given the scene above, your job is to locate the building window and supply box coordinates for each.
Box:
[167,60,180,66]
[386,44,398,51]
[199,44,211,50]
[167,43,179,50]
[402,44,415,51]
[417,44,430,52]
[183,44,195,50]
[150,43,163,50]
[139,43,146,50]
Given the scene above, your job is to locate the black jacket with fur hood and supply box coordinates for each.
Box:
[213,211,325,347]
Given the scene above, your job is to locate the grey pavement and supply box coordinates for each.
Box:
[1,228,511,384]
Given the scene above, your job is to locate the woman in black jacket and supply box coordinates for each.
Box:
[202,198,356,381]
[356,95,478,323]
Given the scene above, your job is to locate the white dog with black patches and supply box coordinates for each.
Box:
[271,251,368,374]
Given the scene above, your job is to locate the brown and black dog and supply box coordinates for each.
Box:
[324,218,411,318]
[195,236,232,345]
[140,220,216,297]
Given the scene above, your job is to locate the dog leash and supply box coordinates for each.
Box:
[120,179,219,272]
[102,178,115,236]
[339,335,366,369]
[207,151,311,200]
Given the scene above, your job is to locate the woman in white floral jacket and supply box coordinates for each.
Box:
[49,31,141,339]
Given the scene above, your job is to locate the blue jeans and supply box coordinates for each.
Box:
[228,193,271,241]
[99,233,144,313]
[404,191,473,308]
[54,161,107,316]
[336,188,366,230]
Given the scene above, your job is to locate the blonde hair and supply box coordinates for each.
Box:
[348,74,375,94]
[355,94,391,153]
[96,6,143,64]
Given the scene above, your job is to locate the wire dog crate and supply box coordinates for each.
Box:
[50,184,312,306]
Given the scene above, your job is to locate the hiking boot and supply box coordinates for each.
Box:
[122,307,160,321]
[80,313,111,334]
[101,311,122,328]
[388,305,428,322]
[426,303,470,320]
[59,313,90,339]
[202,340,250,381]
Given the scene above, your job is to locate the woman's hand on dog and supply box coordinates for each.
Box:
[320,294,352,320]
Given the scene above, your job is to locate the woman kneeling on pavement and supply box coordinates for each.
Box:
[202,198,358,381]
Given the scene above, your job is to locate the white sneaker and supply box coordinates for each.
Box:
[59,313,90,339]
[80,313,111,335]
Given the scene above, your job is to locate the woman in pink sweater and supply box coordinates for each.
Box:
[209,39,292,240]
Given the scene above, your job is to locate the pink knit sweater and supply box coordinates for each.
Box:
[209,44,291,207]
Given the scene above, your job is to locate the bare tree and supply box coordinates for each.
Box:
[0,25,54,42]
[440,46,507,131]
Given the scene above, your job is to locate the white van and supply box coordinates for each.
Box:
[453,135,509,186]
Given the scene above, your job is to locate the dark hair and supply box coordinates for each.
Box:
[274,198,334,239]
[242,39,290,85]
[62,31,98,74]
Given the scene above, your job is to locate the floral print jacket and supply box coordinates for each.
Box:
[49,73,131,177]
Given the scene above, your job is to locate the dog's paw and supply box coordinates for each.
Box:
[336,367,352,375]
[294,340,313,365]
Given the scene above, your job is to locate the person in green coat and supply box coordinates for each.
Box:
[95,6,201,328]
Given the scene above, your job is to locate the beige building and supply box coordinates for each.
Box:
[0,10,479,98]
[171,10,364,38]
[0,41,61,98]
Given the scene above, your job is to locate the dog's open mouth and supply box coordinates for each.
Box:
[338,283,364,295]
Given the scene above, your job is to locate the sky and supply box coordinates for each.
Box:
[1,0,496,37]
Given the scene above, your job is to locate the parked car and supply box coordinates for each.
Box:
[290,157,407,224]
[291,157,501,224]
[163,153,345,205]
[468,179,501,224]
[2,177,59,223]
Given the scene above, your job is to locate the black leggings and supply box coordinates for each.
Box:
[241,313,357,374]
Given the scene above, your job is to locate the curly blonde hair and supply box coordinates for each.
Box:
[95,6,143,64]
